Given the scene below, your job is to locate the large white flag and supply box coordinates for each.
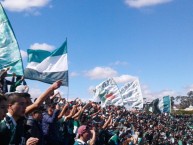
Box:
[24,40,68,86]
[120,78,143,109]
[93,78,123,107]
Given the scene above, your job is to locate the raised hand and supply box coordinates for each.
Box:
[51,80,62,90]
[26,137,39,145]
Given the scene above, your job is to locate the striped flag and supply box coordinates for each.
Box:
[24,40,68,86]
[0,4,24,76]
[150,96,171,114]
[158,96,171,113]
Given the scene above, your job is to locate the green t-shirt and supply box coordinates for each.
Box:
[178,140,183,145]
[108,134,119,145]
[74,139,88,145]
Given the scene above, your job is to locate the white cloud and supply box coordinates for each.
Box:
[141,84,178,102]
[30,43,55,51]
[125,0,172,8]
[113,74,137,84]
[85,67,117,80]
[20,50,27,59]
[1,0,51,12]
[70,72,79,77]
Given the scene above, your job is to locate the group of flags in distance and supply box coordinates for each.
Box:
[0,3,68,86]
[93,78,144,109]
[93,77,171,112]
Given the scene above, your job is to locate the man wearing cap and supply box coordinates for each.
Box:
[74,125,96,145]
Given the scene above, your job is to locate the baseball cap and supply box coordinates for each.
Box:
[78,125,89,135]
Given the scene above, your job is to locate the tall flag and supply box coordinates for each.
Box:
[93,78,123,107]
[0,4,24,76]
[158,96,171,113]
[151,98,161,114]
[149,96,171,114]
[119,78,143,109]
[24,40,68,86]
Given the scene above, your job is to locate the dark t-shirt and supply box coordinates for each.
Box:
[0,115,26,145]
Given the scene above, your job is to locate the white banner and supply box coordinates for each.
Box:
[93,78,123,107]
[120,79,143,109]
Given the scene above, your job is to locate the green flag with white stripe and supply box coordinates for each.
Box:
[24,40,68,86]
[0,3,24,76]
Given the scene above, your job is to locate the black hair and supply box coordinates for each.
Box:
[47,103,56,109]
[5,93,25,104]
[19,93,31,98]
[32,109,42,114]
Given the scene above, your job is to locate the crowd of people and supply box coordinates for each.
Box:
[0,68,193,145]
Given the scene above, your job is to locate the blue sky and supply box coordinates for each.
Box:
[1,0,193,101]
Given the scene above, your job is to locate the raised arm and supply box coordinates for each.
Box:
[90,109,101,117]
[58,103,69,119]
[25,80,62,114]
[102,115,112,129]
[65,105,77,121]
[89,129,96,145]
[72,106,83,120]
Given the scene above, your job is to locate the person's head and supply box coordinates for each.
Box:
[6,93,26,120]
[78,125,92,142]
[47,104,55,115]
[19,93,32,107]
[0,94,7,120]
[32,110,42,121]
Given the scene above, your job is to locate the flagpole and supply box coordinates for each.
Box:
[67,85,69,102]
[137,78,144,109]
[66,38,69,102]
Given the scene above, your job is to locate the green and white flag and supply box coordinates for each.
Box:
[24,41,68,86]
[0,4,24,76]
[158,96,171,113]
[93,78,123,107]
[149,96,171,114]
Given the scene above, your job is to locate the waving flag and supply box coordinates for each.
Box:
[149,96,171,114]
[158,96,171,113]
[119,78,143,109]
[93,78,123,107]
[0,4,24,76]
[24,41,68,86]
